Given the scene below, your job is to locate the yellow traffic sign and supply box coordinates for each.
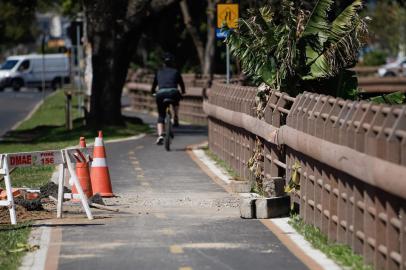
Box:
[217,4,239,29]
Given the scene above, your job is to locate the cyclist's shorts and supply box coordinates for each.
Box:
[156,88,182,123]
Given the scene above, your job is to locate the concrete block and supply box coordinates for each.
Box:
[263,177,286,197]
[239,198,256,219]
[229,180,251,193]
[255,196,290,219]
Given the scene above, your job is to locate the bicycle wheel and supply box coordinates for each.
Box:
[164,112,172,151]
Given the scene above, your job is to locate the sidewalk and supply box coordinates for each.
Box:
[44,113,308,270]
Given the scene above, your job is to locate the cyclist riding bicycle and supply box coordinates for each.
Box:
[151,53,186,145]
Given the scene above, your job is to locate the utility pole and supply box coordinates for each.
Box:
[75,15,84,118]
[41,33,47,100]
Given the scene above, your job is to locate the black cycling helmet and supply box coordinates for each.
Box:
[163,52,174,64]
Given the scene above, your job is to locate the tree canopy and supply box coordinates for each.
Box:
[365,1,406,57]
[0,0,38,48]
[227,0,367,97]
[0,0,401,125]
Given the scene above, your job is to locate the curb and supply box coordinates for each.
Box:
[187,142,342,270]
[190,146,290,218]
[19,224,52,270]
[191,148,232,184]
[261,218,342,270]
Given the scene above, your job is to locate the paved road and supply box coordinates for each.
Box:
[0,88,49,137]
[56,113,307,270]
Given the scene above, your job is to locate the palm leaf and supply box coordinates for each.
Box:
[305,45,320,65]
[330,0,363,42]
[301,0,333,41]
[304,54,333,79]
[305,31,360,79]
[226,6,281,85]
[370,91,406,104]
[305,0,367,79]
[260,60,277,86]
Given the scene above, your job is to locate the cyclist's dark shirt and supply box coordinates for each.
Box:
[151,67,185,94]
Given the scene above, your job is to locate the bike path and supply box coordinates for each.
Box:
[55,113,308,270]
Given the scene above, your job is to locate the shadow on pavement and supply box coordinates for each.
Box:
[0,223,104,232]
[1,114,148,145]
[173,124,207,136]
[30,223,105,229]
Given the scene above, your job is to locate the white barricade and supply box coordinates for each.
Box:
[0,147,93,224]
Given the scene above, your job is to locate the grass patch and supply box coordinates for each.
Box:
[289,215,372,270]
[0,90,150,188]
[203,147,241,181]
[0,223,31,270]
[0,89,149,269]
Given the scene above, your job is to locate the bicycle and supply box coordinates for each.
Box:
[163,98,175,151]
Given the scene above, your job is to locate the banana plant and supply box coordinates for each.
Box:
[226,0,369,97]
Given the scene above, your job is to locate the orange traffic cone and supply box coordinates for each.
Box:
[90,131,113,197]
[72,137,93,198]
[79,137,86,147]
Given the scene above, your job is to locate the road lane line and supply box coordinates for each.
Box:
[159,228,175,235]
[170,245,184,254]
[155,213,167,219]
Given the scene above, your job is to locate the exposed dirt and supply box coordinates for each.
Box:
[89,193,105,205]
[39,182,71,198]
[107,193,240,210]
[0,201,55,224]
[14,197,43,211]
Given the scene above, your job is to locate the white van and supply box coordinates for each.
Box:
[0,54,70,91]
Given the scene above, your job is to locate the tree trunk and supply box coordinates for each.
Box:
[179,0,205,72]
[203,0,218,77]
[84,0,179,127]
[88,31,138,126]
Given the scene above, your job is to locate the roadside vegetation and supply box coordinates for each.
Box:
[0,89,149,269]
[289,215,372,270]
[203,147,241,181]
[0,223,31,270]
[226,0,368,99]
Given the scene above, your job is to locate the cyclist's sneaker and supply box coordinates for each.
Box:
[173,117,179,127]
[155,135,164,145]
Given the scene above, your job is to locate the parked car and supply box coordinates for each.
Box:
[378,56,406,77]
[0,54,70,91]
